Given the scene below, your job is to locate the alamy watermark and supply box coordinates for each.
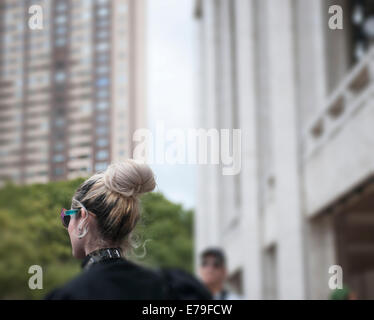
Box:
[133,122,241,176]
[28,265,43,290]
[328,265,343,290]
[27,3,344,31]
[28,5,43,30]
[328,5,344,30]
[26,263,346,292]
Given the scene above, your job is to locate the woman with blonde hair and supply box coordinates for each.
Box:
[45,160,211,300]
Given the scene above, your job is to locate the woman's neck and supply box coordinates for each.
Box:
[84,238,118,256]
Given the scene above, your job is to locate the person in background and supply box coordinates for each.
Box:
[199,248,242,300]
[45,160,211,300]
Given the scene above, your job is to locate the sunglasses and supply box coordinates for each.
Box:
[60,208,79,228]
[201,259,223,269]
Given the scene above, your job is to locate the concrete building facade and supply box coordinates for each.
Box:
[0,0,146,185]
[194,0,374,299]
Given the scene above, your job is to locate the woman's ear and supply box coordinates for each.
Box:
[80,207,87,219]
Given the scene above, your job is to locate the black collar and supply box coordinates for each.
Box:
[81,247,123,271]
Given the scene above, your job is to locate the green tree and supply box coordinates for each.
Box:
[0,179,193,299]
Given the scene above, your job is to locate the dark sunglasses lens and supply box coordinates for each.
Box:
[60,209,71,228]
[63,215,70,228]
[202,260,222,268]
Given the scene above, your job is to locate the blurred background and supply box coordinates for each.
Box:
[0,0,374,300]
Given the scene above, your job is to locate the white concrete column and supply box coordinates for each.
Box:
[265,0,306,299]
[235,0,262,299]
[219,0,237,230]
[295,0,328,128]
[296,0,330,299]
[306,215,336,299]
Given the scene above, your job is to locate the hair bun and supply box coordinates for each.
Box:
[103,160,156,197]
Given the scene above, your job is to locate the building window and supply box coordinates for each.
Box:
[55,37,67,47]
[77,154,91,159]
[97,7,109,17]
[97,30,109,39]
[56,2,67,12]
[95,161,108,172]
[55,117,65,127]
[80,103,92,113]
[96,54,109,63]
[55,15,67,25]
[54,167,64,176]
[96,150,108,160]
[55,26,67,35]
[96,0,109,5]
[97,138,108,147]
[96,89,109,98]
[54,142,64,151]
[96,65,109,75]
[97,19,109,28]
[96,42,109,52]
[53,154,65,163]
[96,126,108,135]
[96,101,109,110]
[96,113,109,123]
[55,71,66,82]
[96,77,109,87]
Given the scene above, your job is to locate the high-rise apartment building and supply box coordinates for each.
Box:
[0,0,146,184]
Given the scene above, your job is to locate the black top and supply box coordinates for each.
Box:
[45,258,170,300]
[45,248,212,300]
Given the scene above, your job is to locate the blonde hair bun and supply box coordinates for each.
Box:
[103,160,156,197]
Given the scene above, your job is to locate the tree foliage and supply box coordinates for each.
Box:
[0,179,193,299]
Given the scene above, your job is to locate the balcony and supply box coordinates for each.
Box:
[303,47,374,216]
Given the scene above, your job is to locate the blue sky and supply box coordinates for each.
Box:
[146,0,197,209]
